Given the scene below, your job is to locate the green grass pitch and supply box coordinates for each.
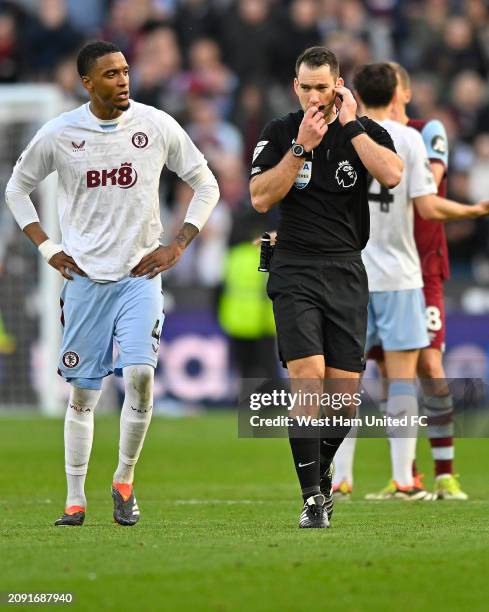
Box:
[1,413,488,611]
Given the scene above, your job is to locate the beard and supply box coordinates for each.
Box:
[114,100,130,111]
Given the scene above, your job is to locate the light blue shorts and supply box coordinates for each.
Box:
[58,274,164,389]
[366,288,429,352]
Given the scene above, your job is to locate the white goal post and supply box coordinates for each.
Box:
[0,84,66,415]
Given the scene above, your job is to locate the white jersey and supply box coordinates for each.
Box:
[6,101,208,281]
[362,119,437,292]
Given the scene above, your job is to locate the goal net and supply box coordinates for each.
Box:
[0,84,66,415]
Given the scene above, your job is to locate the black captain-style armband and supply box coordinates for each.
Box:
[343,120,366,142]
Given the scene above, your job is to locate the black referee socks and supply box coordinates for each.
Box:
[320,422,352,477]
[288,418,321,500]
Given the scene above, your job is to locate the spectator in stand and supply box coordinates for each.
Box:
[336,0,368,36]
[317,0,340,37]
[52,54,86,109]
[25,0,83,80]
[102,0,154,62]
[186,37,238,119]
[401,0,448,70]
[186,93,243,166]
[0,8,22,82]
[444,168,479,272]
[231,79,274,167]
[423,15,487,86]
[269,0,322,86]
[448,70,487,143]
[464,0,489,59]
[65,0,107,36]
[476,97,489,135]
[214,154,248,214]
[218,0,275,82]
[194,155,239,289]
[173,0,219,51]
[364,0,398,60]
[132,24,184,119]
[469,134,489,205]
[408,74,440,119]
[322,0,373,82]
[470,135,489,274]
[167,155,241,289]
[324,30,371,83]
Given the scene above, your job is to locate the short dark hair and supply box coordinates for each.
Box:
[77,41,122,77]
[295,46,339,78]
[353,63,397,108]
[389,61,411,91]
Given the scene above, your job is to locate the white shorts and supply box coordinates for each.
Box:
[366,288,429,352]
[58,273,164,389]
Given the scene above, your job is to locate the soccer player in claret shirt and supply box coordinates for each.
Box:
[333,63,489,500]
[5,41,219,526]
[389,62,467,499]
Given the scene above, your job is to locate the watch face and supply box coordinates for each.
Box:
[292,144,305,157]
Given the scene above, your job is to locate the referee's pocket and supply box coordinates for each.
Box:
[266,273,275,300]
[266,255,280,299]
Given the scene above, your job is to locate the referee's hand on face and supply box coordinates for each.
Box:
[333,85,358,126]
[296,106,328,152]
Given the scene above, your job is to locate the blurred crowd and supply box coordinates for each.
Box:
[1,0,489,285]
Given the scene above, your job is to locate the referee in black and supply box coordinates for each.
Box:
[250,47,403,528]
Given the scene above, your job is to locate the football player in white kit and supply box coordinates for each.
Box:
[332,63,489,499]
[5,42,219,526]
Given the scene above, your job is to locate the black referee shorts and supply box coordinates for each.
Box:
[266,249,368,373]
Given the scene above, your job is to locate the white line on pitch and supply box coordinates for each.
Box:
[174,499,265,505]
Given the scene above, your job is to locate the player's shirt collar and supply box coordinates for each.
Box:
[85,101,133,131]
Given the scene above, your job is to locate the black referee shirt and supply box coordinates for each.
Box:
[250,111,396,255]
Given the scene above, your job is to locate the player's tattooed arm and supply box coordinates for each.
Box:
[175,222,199,250]
[131,222,199,278]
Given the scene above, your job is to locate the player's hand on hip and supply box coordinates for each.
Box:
[334,85,357,125]
[296,106,328,152]
[131,244,183,278]
[49,251,86,280]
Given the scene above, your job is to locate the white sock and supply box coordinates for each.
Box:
[332,426,358,486]
[64,386,101,509]
[114,365,154,485]
[387,381,418,488]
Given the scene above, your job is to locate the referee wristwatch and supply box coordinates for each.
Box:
[291,143,307,158]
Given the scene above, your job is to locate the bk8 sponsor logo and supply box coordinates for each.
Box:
[86,162,138,189]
